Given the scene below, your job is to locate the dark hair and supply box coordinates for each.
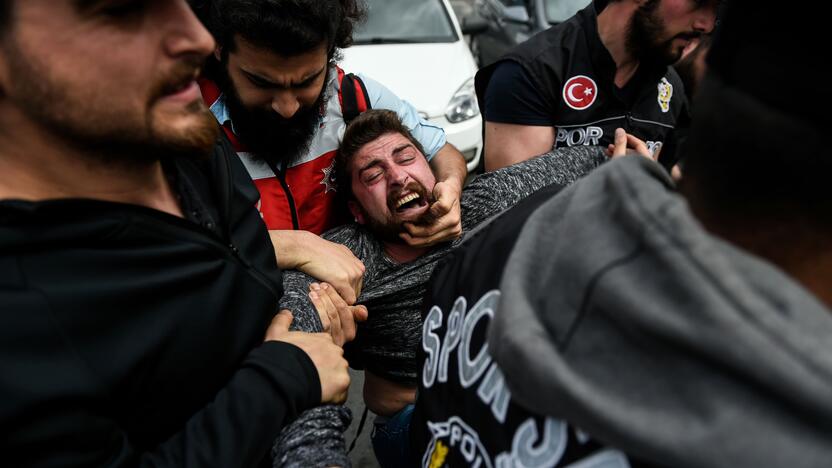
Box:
[0,0,10,35]
[680,2,830,228]
[201,0,365,59]
[335,109,427,198]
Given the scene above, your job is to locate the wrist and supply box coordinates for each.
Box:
[271,230,309,270]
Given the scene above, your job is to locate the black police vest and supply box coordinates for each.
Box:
[476,2,686,157]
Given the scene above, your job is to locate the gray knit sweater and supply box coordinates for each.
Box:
[272,146,606,466]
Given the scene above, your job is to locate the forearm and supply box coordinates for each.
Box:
[430,143,467,191]
[8,341,321,468]
[269,230,311,270]
[462,146,606,229]
[483,121,556,171]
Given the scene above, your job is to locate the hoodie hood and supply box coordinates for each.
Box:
[489,156,832,467]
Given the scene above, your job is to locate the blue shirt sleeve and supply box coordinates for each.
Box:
[357,74,447,160]
[484,60,555,126]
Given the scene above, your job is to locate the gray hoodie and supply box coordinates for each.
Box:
[490,156,832,467]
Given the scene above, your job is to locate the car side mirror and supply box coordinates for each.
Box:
[461,14,490,36]
[503,5,531,25]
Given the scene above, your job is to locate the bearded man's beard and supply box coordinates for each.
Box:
[4,42,218,168]
[359,181,437,243]
[627,0,701,66]
[222,67,330,168]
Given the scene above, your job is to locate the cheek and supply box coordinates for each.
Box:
[356,185,389,214]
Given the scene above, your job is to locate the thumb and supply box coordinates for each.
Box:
[612,128,627,158]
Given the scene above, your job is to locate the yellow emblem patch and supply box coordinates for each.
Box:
[428,440,449,468]
[657,77,673,113]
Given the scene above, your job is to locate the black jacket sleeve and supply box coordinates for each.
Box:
[0,288,320,468]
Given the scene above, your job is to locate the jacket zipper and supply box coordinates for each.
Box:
[265,160,300,231]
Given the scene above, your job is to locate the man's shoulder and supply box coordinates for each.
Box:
[508,12,587,70]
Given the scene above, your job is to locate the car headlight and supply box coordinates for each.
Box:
[445,77,480,123]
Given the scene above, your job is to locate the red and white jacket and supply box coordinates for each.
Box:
[200,66,446,235]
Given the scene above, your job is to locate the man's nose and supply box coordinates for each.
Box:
[388,165,409,187]
[163,1,216,59]
[271,92,301,119]
[693,7,717,33]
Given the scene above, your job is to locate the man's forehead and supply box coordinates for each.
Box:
[231,36,327,74]
[354,133,415,164]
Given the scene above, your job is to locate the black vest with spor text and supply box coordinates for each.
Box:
[412,184,661,468]
[475,1,686,156]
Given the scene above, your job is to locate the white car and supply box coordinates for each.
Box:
[341,0,483,172]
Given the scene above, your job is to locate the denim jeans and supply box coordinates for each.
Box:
[370,404,415,468]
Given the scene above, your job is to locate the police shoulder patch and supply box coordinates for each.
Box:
[657,77,673,113]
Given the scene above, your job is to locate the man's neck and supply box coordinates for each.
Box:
[383,241,431,264]
[596,1,641,88]
[0,114,184,218]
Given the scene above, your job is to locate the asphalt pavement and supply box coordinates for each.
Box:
[345,369,381,468]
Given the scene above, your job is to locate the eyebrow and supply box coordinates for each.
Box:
[391,144,413,156]
[357,144,415,174]
[241,66,326,89]
[358,159,382,174]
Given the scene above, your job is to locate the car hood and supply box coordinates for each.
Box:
[340,41,477,118]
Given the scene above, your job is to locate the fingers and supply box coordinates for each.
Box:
[353,305,369,323]
[295,236,365,306]
[320,283,359,345]
[331,280,358,306]
[430,183,455,217]
[607,128,655,161]
[400,204,463,247]
[311,283,342,344]
[610,128,628,158]
[671,164,683,182]
[264,310,293,341]
[625,134,652,159]
[308,284,332,332]
[274,330,350,404]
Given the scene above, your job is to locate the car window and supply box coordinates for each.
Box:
[545,0,589,23]
[355,0,458,44]
[498,0,526,6]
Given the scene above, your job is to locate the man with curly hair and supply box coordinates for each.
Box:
[192,0,468,309]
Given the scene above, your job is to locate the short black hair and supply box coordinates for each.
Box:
[335,110,427,198]
[200,0,365,59]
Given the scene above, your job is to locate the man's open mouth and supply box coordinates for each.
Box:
[395,192,426,212]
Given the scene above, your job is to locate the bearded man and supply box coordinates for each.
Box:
[477,0,718,171]
[192,0,469,307]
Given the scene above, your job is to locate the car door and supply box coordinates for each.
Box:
[473,0,534,67]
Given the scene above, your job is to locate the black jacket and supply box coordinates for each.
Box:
[0,137,320,467]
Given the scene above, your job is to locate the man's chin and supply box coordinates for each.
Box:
[151,108,219,156]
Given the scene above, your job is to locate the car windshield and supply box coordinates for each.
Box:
[545,0,590,24]
[354,0,457,44]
